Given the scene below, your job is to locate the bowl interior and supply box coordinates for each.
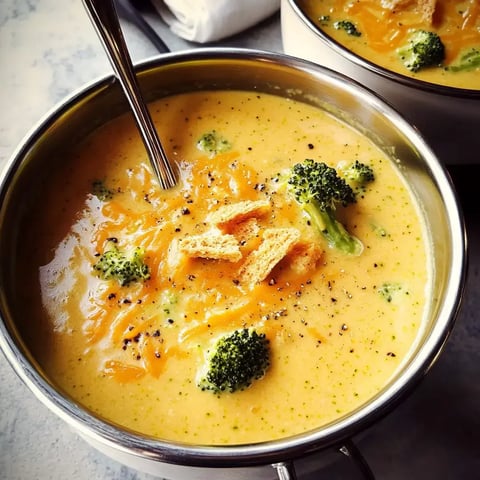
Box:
[0,49,466,466]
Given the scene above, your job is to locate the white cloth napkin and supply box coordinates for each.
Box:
[152,0,280,43]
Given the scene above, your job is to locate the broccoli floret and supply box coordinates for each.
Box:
[378,282,404,303]
[92,179,114,201]
[93,241,150,286]
[319,15,330,26]
[334,20,361,37]
[285,159,363,256]
[447,47,480,72]
[197,130,232,157]
[371,223,388,238]
[198,328,270,394]
[338,160,375,189]
[397,30,445,73]
[160,289,178,315]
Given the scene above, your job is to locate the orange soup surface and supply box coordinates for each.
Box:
[15,90,430,445]
[300,0,480,88]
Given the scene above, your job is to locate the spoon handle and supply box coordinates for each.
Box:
[82,0,177,189]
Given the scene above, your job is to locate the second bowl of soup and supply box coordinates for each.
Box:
[281,0,480,166]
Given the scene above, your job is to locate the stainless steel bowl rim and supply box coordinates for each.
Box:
[0,47,467,469]
[286,0,480,100]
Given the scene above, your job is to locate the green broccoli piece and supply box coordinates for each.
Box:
[397,30,445,73]
[93,241,150,286]
[92,179,114,201]
[319,15,330,27]
[198,328,270,394]
[378,282,404,303]
[371,223,388,238]
[334,20,361,37]
[197,130,232,157]
[160,289,178,315]
[447,47,480,72]
[285,159,363,256]
[338,160,375,190]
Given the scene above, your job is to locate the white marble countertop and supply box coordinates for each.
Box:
[1,1,479,479]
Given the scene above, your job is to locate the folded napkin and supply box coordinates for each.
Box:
[152,0,280,43]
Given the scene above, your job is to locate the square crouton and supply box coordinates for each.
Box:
[178,232,242,262]
[416,0,437,23]
[238,227,300,284]
[228,217,260,244]
[381,0,436,23]
[208,200,270,228]
[286,241,323,276]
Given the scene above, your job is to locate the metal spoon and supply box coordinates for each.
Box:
[82,0,177,189]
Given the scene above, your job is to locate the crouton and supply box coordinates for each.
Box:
[381,0,411,9]
[228,217,260,244]
[238,227,300,284]
[178,232,242,262]
[208,200,270,228]
[416,0,437,23]
[286,241,324,276]
[381,0,437,24]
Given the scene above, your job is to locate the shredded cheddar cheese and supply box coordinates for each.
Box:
[16,90,430,444]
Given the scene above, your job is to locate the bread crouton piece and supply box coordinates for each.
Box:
[381,0,411,9]
[229,217,260,244]
[416,0,437,23]
[208,200,270,229]
[178,232,242,262]
[238,227,300,285]
[286,241,324,276]
[381,0,437,24]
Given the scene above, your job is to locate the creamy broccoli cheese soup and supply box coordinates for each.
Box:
[299,0,480,89]
[15,90,430,445]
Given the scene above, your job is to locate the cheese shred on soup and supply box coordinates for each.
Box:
[15,90,431,445]
[300,0,480,89]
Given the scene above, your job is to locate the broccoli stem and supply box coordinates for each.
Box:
[304,200,363,256]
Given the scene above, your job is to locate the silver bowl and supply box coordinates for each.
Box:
[0,48,467,479]
[281,0,480,166]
